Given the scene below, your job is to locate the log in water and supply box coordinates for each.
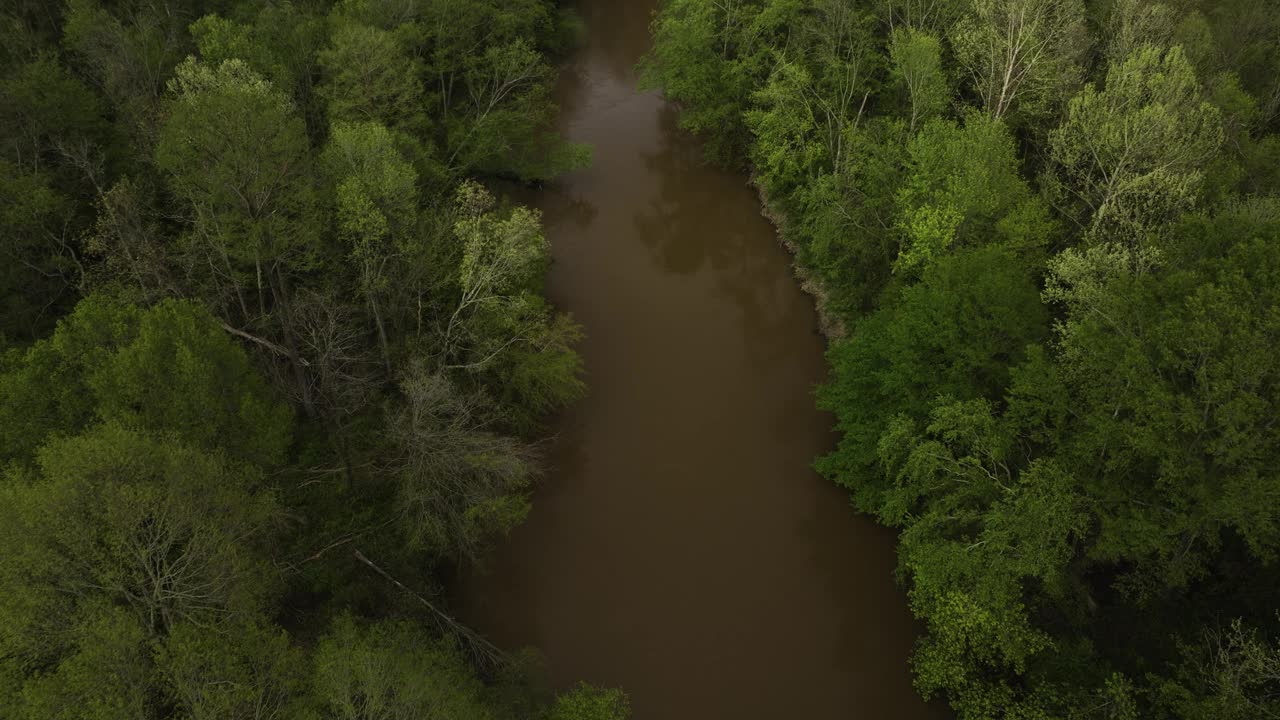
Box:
[459,2,946,718]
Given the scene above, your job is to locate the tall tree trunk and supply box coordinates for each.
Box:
[271,265,317,417]
[367,288,393,375]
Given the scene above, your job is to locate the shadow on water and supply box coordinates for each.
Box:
[633,102,821,374]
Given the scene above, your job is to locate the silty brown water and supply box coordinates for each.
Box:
[459,2,946,718]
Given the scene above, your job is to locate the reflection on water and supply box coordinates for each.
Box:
[458,1,948,718]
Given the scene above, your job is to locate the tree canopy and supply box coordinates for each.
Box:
[0,0,622,717]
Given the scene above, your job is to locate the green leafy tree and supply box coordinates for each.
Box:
[440,183,584,428]
[818,245,1049,510]
[190,14,290,91]
[190,7,328,134]
[894,113,1052,274]
[950,0,1087,122]
[157,57,319,295]
[1047,45,1223,245]
[747,3,880,199]
[156,57,321,411]
[311,615,499,720]
[160,622,312,720]
[1039,201,1280,590]
[0,297,292,467]
[318,18,430,137]
[15,607,156,720]
[322,120,420,370]
[641,0,780,163]
[889,27,949,131]
[0,425,281,716]
[785,119,909,321]
[879,400,1088,717]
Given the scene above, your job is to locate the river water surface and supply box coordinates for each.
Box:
[459,2,944,718]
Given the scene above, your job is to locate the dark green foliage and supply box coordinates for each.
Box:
[645,0,1280,717]
[0,298,291,466]
[818,246,1048,511]
[0,54,114,338]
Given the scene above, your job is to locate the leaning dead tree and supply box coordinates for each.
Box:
[353,549,509,672]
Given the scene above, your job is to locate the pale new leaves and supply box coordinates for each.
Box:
[950,0,1087,123]
[1048,45,1223,245]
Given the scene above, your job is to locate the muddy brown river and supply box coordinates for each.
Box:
[459,2,945,718]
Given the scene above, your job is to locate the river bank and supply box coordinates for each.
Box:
[751,178,848,339]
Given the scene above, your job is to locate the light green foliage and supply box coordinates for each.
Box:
[889,28,948,130]
[642,0,777,163]
[894,113,1051,274]
[0,297,292,466]
[318,18,429,136]
[546,683,632,720]
[456,185,549,302]
[190,14,290,89]
[323,121,419,242]
[748,61,831,197]
[1048,45,1223,244]
[896,204,964,273]
[191,6,327,131]
[445,183,585,429]
[337,181,390,252]
[950,0,1087,122]
[157,57,318,273]
[747,2,879,196]
[312,615,498,720]
[881,401,1086,709]
[322,120,420,366]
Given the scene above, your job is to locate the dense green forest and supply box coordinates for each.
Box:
[0,0,631,717]
[644,0,1280,717]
